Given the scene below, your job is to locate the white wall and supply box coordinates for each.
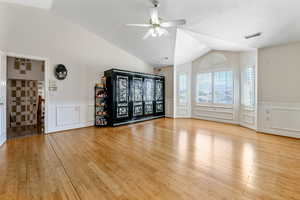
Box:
[191,51,240,124]
[258,42,300,138]
[174,29,210,66]
[258,42,300,102]
[0,3,153,133]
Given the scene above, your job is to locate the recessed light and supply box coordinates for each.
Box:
[245,32,262,39]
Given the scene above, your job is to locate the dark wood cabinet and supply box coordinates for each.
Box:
[105,69,165,126]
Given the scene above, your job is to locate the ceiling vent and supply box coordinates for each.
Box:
[245,32,262,39]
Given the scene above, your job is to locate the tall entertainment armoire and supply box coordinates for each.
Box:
[104,69,165,126]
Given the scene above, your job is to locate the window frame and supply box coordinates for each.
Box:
[241,65,256,110]
[195,68,234,106]
[195,72,213,104]
[177,72,188,105]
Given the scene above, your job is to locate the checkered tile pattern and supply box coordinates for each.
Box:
[9,80,38,127]
[14,58,32,75]
[38,81,44,97]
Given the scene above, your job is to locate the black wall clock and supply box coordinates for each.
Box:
[55,64,68,80]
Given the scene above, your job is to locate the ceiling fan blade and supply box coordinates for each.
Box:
[161,28,169,36]
[143,28,154,40]
[150,7,159,24]
[126,24,152,27]
[154,27,169,37]
[161,19,186,28]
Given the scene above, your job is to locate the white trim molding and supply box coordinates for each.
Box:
[5,52,50,134]
[0,134,6,147]
[0,51,6,146]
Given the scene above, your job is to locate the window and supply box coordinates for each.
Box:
[241,67,255,107]
[213,71,233,104]
[178,73,188,104]
[196,70,233,104]
[196,73,212,103]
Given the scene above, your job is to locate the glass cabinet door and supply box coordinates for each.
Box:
[132,77,144,117]
[144,78,154,115]
[115,75,130,119]
[155,79,164,113]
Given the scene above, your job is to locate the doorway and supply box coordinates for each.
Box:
[6,56,46,138]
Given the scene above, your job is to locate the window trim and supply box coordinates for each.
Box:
[241,65,255,109]
[195,68,234,106]
[177,71,188,105]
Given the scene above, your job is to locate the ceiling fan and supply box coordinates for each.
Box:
[126,0,186,40]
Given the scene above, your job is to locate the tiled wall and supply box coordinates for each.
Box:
[8,80,38,127]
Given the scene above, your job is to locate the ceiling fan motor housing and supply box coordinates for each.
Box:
[152,0,160,7]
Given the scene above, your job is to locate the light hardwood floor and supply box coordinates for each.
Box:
[0,118,299,200]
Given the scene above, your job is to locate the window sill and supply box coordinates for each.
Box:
[194,104,234,109]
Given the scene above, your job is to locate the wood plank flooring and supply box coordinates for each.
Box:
[0,118,299,200]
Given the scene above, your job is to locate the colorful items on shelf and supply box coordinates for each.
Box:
[96,89,107,98]
[95,76,108,127]
[95,116,107,126]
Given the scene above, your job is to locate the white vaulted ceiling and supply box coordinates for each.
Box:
[2,0,300,66]
[0,0,53,9]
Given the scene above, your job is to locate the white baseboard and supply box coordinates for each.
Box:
[0,138,6,147]
[47,121,94,133]
[239,122,257,131]
[258,127,300,139]
[165,115,174,118]
[0,133,6,147]
[175,115,191,118]
[192,115,239,125]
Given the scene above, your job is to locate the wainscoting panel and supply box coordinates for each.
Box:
[258,102,300,138]
[271,108,300,132]
[56,106,80,126]
[47,104,94,133]
[240,106,256,130]
[176,104,190,118]
[87,105,94,122]
[192,104,237,124]
[165,98,173,117]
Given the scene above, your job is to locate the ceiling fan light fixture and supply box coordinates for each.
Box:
[156,27,163,36]
[150,28,157,37]
[127,0,186,40]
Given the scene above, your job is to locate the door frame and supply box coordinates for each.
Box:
[0,50,7,146]
[5,52,49,135]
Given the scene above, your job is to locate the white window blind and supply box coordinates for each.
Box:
[213,71,233,104]
[196,70,233,105]
[178,73,188,104]
[241,66,255,107]
[196,73,212,103]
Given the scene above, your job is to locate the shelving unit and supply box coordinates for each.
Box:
[95,86,108,127]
